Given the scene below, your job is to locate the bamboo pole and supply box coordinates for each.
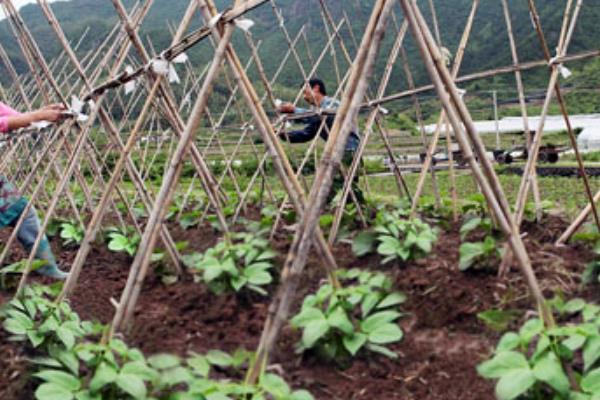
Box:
[110,9,236,337]
[500,0,543,222]
[402,0,553,329]
[249,0,393,382]
[409,0,479,216]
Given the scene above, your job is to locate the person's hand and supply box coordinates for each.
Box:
[34,104,67,123]
[278,102,295,114]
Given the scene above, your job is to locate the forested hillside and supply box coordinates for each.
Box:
[1,0,599,113]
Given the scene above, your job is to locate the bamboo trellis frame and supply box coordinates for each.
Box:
[0,0,599,388]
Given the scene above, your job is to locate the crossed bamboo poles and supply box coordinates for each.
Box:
[0,0,599,386]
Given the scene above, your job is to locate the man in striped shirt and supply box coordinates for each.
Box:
[277,78,364,206]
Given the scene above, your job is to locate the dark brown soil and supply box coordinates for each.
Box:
[0,214,597,399]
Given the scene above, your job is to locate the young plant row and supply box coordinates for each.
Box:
[1,283,313,400]
[478,297,600,400]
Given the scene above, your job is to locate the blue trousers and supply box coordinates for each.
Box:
[9,206,57,269]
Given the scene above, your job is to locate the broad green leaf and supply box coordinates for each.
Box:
[231,275,247,292]
[302,319,329,348]
[352,231,377,257]
[532,352,570,395]
[203,262,224,282]
[360,311,401,333]
[291,307,325,328]
[245,268,272,286]
[585,336,600,372]
[495,370,535,400]
[377,292,407,309]
[35,370,81,391]
[290,389,315,400]
[377,236,400,256]
[496,333,520,353]
[206,350,233,367]
[116,374,147,399]
[343,333,367,356]
[57,325,75,349]
[415,236,432,253]
[361,292,381,317]
[121,361,158,381]
[256,249,277,261]
[368,323,403,344]
[477,310,518,332]
[582,368,600,393]
[89,362,117,392]
[563,334,587,351]
[148,354,181,370]
[7,309,34,329]
[458,242,484,271]
[27,330,45,347]
[187,355,211,377]
[477,351,530,379]
[365,343,397,359]
[327,306,354,335]
[519,319,543,346]
[261,373,290,397]
[3,316,29,335]
[35,382,74,400]
[564,298,586,314]
[460,217,482,239]
[158,366,193,387]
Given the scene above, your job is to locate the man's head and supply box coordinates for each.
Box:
[303,78,327,106]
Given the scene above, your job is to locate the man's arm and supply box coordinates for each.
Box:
[279,117,322,143]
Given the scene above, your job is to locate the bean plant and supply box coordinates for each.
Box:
[106,227,141,257]
[352,209,437,264]
[60,221,84,246]
[183,231,276,295]
[478,298,600,400]
[291,268,406,360]
[458,193,502,271]
[1,284,314,400]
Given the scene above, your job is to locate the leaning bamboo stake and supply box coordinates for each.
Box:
[249,0,393,382]
[511,0,591,226]
[14,0,155,293]
[501,0,543,222]
[409,0,479,216]
[109,0,230,234]
[109,15,235,337]
[328,19,410,243]
[366,47,600,110]
[196,0,343,286]
[442,115,459,221]
[404,0,554,330]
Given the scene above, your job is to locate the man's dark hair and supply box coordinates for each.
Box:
[308,78,327,96]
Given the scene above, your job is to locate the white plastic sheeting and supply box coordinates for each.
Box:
[425,114,600,151]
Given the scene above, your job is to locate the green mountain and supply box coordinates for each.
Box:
[1,0,599,114]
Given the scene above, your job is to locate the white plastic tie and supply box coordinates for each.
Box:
[168,64,180,84]
[65,95,89,122]
[456,88,467,98]
[150,58,170,76]
[208,12,224,29]
[124,65,136,94]
[235,18,254,32]
[274,99,283,108]
[172,53,188,64]
[529,11,536,30]
[71,95,84,114]
[31,121,51,130]
[559,65,572,79]
[378,106,389,115]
